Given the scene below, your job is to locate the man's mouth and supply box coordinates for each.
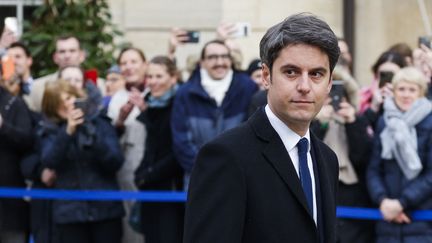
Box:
[292,100,313,104]
[212,66,227,70]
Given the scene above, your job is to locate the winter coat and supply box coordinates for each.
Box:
[21,112,59,243]
[135,97,183,190]
[171,71,258,173]
[38,114,125,224]
[367,113,432,243]
[0,86,32,231]
[107,88,146,192]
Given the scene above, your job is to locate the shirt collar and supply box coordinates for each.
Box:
[265,105,310,152]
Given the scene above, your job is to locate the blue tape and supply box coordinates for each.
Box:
[1,187,432,220]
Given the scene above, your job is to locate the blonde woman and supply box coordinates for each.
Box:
[367,67,432,243]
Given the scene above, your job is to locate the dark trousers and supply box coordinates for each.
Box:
[57,218,122,243]
[141,202,184,243]
[31,200,58,243]
[337,218,375,243]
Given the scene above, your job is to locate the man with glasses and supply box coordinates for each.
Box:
[171,39,258,189]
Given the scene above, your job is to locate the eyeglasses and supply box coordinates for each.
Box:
[204,54,231,61]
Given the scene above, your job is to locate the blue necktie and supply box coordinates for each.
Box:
[297,137,313,215]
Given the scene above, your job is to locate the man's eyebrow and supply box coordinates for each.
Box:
[279,64,328,73]
[279,64,300,70]
[310,67,328,73]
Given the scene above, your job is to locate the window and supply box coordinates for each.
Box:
[0,0,42,34]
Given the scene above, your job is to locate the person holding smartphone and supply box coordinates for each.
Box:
[359,51,407,130]
[58,65,103,119]
[313,66,375,243]
[35,79,124,243]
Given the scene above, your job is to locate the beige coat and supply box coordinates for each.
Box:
[107,88,146,243]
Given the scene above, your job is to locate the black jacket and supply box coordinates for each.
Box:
[184,108,339,243]
[135,98,183,190]
[21,112,59,243]
[0,86,32,231]
[38,114,125,224]
[367,114,432,242]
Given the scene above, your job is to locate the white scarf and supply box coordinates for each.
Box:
[381,97,432,180]
[200,68,233,106]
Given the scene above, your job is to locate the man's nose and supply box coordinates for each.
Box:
[147,77,156,86]
[125,62,133,69]
[297,73,311,93]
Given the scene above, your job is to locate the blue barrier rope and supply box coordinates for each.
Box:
[0,187,186,202]
[1,187,432,220]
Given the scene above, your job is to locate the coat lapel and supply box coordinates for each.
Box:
[249,109,312,218]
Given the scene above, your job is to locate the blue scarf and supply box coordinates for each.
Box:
[147,84,178,108]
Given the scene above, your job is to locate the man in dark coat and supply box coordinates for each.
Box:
[0,85,32,242]
[184,13,340,243]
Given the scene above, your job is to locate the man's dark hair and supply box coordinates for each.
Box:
[200,39,230,60]
[259,13,340,74]
[55,34,81,50]
[9,42,32,58]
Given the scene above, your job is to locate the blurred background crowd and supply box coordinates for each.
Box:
[1,0,432,243]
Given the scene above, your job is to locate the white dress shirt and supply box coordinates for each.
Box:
[265,105,317,224]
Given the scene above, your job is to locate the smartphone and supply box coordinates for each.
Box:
[418,36,431,48]
[329,80,345,111]
[74,98,88,114]
[183,30,200,43]
[230,22,251,38]
[378,71,394,88]
[4,17,20,39]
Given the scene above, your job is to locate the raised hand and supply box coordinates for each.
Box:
[66,106,84,135]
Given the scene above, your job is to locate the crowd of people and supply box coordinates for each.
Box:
[1,13,432,243]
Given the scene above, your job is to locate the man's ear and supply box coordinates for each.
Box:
[52,52,59,66]
[27,56,33,67]
[262,63,271,89]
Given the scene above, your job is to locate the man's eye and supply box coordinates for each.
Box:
[285,70,296,76]
[310,72,324,78]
